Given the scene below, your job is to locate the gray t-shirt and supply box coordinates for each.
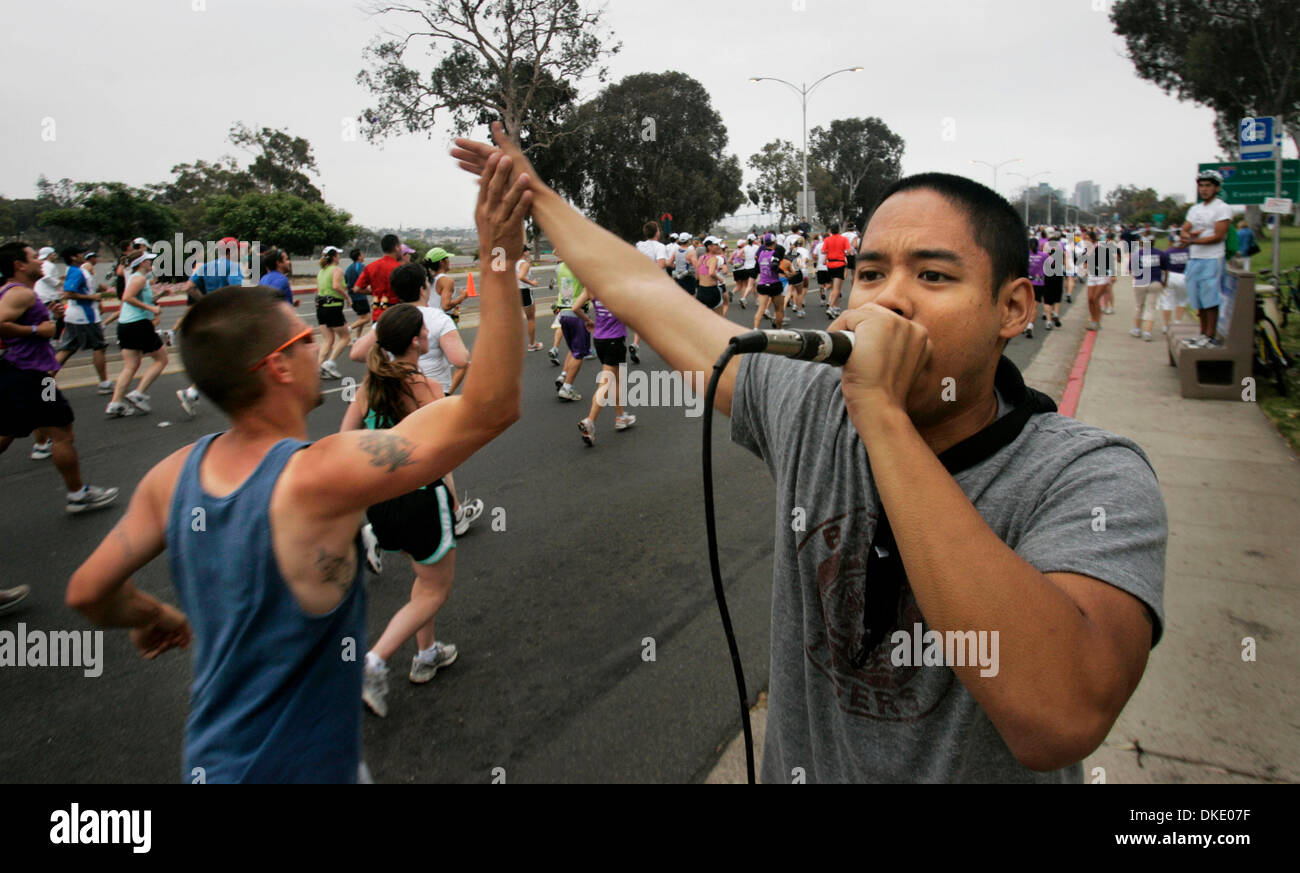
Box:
[731,354,1167,783]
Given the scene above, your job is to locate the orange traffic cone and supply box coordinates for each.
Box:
[465,272,478,297]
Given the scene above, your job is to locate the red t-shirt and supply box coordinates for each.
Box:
[355,255,401,320]
[822,234,850,268]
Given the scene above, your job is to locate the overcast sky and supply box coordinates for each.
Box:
[2,0,1287,231]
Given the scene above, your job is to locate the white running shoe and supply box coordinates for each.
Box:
[105,401,133,418]
[66,485,120,515]
[454,498,484,536]
[126,390,151,413]
[409,642,458,684]
[362,664,389,718]
[176,389,196,419]
[557,384,581,402]
[30,440,52,461]
[615,413,636,431]
[96,381,114,395]
[579,418,595,447]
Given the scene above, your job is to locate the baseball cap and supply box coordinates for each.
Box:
[424,247,451,264]
[37,246,55,259]
[129,252,158,269]
[132,237,149,246]
[678,232,693,242]
[703,236,720,246]
[83,250,99,259]
[762,232,775,244]
[322,245,343,256]
[400,244,416,255]
[746,233,756,241]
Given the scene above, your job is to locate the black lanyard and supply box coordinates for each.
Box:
[850,356,1058,669]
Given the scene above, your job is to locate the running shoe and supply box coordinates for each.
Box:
[1065,293,1073,303]
[96,380,114,395]
[0,585,31,616]
[548,347,560,366]
[555,373,566,389]
[67,485,120,515]
[1143,331,1153,342]
[1024,324,1034,339]
[409,642,458,684]
[1130,327,1143,338]
[105,401,133,418]
[628,343,640,364]
[454,498,484,536]
[739,298,747,309]
[557,384,581,402]
[1086,321,1100,331]
[361,523,382,575]
[797,307,806,318]
[1053,315,1061,328]
[319,364,340,381]
[527,343,544,352]
[176,389,196,419]
[579,418,595,447]
[30,440,52,460]
[126,390,151,413]
[615,413,636,431]
[1044,319,1053,331]
[324,359,343,378]
[362,664,389,718]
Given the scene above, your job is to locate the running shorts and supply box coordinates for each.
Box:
[788,271,804,286]
[317,302,346,328]
[349,293,370,316]
[560,314,591,360]
[675,275,697,296]
[366,479,455,565]
[816,270,831,286]
[0,360,75,437]
[117,320,163,353]
[1041,274,1063,306]
[520,287,534,308]
[756,282,783,297]
[695,284,723,310]
[826,266,846,281]
[594,336,627,367]
[56,322,107,354]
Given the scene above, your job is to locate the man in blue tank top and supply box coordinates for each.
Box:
[65,153,530,782]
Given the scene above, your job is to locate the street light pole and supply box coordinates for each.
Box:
[1008,170,1050,226]
[751,67,864,226]
[970,157,1022,196]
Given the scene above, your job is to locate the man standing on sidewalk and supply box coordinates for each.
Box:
[1180,170,1233,348]
[0,242,119,514]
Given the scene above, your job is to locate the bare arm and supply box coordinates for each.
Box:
[349,326,378,363]
[439,330,470,368]
[123,276,159,315]
[0,285,55,339]
[453,124,744,414]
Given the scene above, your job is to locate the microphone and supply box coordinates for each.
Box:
[728,329,856,366]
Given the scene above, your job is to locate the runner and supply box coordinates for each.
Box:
[353,234,403,324]
[344,248,369,342]
[1025,240,1046,338]
[783,237,809,318]
[753,232,787,330]
[1158,231,1190,334]
[572,284,635,446]
[1129,236,1167,342]
[1083,231,1108,331]
[64,151,527,781]
[553,257,588,402]
[694,237,726,312]
[350,263,481,536]
[1039,233,1064,331]
[812,233,830,307]
[260,248,296,307]
[843,223,860,282]
[105,252,171,417]
[518,245,543,351]
[53,248,114,396]
[34,246,64,339]
[821,223,850,317]
[341,303,461,718]
[1101,232,1118,315]
[173,238,246,419]
[315,246,350,379]
[631,221,669,364]
[736,233,759,309]
[426,247,468,393]
[672,232,698,298]
[0,241,118,513]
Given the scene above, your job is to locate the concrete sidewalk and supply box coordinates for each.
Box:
[706,278,1299,783]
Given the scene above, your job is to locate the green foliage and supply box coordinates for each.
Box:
[204,192,355,255]
[810,117,905,228]
[746,140,803,227]
[38,182,178,246]
[229,123,323,201]
[539,71,743,240]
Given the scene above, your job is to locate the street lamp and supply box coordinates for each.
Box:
[750,66,865,225]
[1008,170,1050,226]
[969,157,1021,196]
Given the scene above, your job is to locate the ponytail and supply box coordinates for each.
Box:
[363,303,424,427]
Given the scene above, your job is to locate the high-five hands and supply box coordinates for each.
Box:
[453,122,544,199]
[473,149,534,261]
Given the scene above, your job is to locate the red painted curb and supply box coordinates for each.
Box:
[1058,329,1097,419]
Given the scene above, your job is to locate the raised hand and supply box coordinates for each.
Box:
[453,122,542,193]
[474,150,534,261]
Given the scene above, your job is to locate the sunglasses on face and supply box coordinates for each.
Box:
[248,328,315,372]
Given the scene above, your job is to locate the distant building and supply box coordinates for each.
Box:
[1073,181,1101,212]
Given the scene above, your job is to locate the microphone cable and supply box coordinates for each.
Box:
[702,341,755,784]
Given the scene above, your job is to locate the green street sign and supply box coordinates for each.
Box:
[1199,160,1299,204]
[1152,213,1165,223]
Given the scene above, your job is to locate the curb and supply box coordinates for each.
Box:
[1058,329,1098,419]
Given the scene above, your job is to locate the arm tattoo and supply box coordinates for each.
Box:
[356,432,417,473]
[315,548,353,594]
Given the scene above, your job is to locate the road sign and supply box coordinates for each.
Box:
[1239,116,1278,161]
[1262,197,1294,215]
[1152,213,1165,224]
[1199,160,1299,204]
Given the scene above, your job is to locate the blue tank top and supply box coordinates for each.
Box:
[166,433,366,783]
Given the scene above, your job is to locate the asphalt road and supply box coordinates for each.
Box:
[0,280,1072,783]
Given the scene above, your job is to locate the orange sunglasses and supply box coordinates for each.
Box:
[248,328,315,372]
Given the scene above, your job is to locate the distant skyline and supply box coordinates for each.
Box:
[2,0,1290,232]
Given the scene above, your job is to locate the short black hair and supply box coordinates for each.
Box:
[876,172,1028,301]
[829,223,840,234]
[381,234,400,254]
[391,263,428,303]
[60,246,82,263]
[350,248,362,261]
[178,286,298,414]
[0,241,31,280]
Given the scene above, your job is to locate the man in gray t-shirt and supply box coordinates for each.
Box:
[452,131,1168,784]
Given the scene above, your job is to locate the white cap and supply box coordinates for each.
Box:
[322,245,343,256]
[83,250,98,259]
[703,236,721,246]
[678,232,692,241]
[129,252,158,269]
[37,246,55,259]
[747,233,756,241]
[132,237,149,246]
